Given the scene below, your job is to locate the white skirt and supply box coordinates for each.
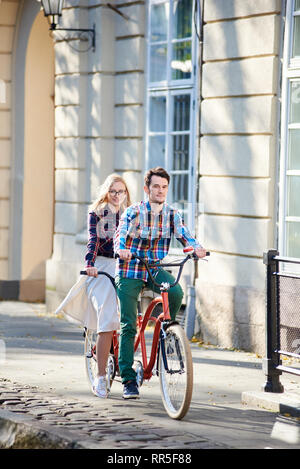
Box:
[55,256,120,333]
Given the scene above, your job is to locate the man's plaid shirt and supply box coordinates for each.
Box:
[114,200,202,281]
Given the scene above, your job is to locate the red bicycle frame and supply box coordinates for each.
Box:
[109,290,170,381]
[134,290,170,380]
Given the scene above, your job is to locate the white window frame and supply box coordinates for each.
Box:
[145,0,199,246]
[279,0,300,259]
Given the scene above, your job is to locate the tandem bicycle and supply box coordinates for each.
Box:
[82,247,209,420]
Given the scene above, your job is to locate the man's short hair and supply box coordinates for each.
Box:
[144,167,170,188]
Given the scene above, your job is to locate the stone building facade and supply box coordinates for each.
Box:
[1,0,299,355]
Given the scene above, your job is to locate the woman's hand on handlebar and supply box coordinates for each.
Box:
[118,249,132,261]
[85,266,98,277]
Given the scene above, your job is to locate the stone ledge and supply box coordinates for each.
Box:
[0,408,85,449]
[242,390,300,417]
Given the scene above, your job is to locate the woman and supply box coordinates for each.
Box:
[55,174,131,399]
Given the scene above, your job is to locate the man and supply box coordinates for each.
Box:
[114,167,206,399]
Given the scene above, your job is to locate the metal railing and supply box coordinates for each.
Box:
[263,249,300,393]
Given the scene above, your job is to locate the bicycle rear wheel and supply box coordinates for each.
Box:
[84,329,98,388]
[84,329,117,392]
[159,323,193,420]
[106,353,117,391]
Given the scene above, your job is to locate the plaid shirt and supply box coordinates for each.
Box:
[85,206,120,267]
[114,200,202,281]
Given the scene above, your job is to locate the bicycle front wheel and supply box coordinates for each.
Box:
[159,324,193,420]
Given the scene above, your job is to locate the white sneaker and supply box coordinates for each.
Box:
[92,375,108,398]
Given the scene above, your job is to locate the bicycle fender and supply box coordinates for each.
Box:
[160,331,169,372]
[162,320,180,331]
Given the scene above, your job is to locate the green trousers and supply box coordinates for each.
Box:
[115,270,184,383]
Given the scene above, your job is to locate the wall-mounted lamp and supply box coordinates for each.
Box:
[40,0,96,52]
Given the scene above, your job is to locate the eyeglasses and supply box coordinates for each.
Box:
[109,190,126,196]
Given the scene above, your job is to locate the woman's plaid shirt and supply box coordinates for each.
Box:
[85,206,120,267]
[114,200,201,281]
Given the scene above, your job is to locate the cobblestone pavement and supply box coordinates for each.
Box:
[0,378,232,449]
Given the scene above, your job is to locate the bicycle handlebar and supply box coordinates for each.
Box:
[80,251,210,290]
[116,251,210,290]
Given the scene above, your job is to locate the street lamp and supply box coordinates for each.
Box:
[40,0,63,30]
[40,0,96,51]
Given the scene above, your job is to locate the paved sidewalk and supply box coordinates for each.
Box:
[0,301,300,450]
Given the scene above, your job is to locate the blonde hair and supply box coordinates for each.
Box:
[89,173,132,215]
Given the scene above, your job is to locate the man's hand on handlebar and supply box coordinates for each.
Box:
[118,249,132,261]
[183,246,208,259]
[193,247,207,259]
